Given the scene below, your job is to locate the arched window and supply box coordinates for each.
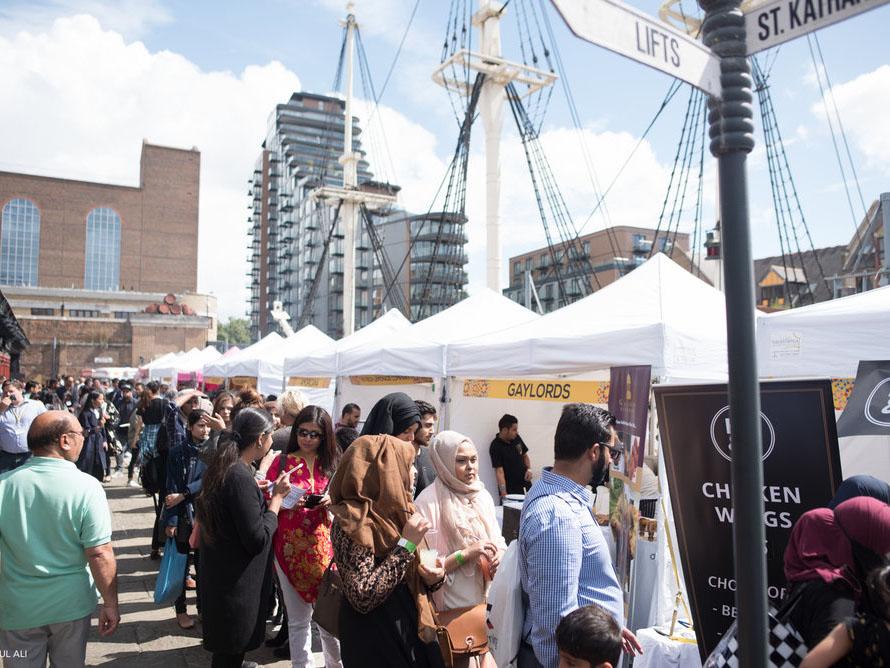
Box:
[0,198,41,286]
[84,207,121,291]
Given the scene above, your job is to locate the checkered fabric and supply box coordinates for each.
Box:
[704,607,808,667]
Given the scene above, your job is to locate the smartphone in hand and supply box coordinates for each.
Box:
[304,494,324,508]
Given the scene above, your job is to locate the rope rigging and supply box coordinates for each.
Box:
[753,55,828,307]
[413,73,485,320]
[297,202,344,328]
[806,33,868,227]
[359,203,408,317]
[506,80,602,303]
[534,0,625,273]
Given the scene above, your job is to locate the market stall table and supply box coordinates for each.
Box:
[633,626,701,668]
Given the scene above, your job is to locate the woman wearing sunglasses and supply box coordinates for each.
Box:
[265,405,342,668]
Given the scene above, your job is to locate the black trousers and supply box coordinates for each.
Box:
[210,652,244,668]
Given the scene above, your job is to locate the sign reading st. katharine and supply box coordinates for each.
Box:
[744,0,890,54]
[654,380,842,660]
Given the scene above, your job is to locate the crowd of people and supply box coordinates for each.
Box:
[0,373,888,668]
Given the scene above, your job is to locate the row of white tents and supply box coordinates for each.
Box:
[142,252,889,636]
[143,253,890,492]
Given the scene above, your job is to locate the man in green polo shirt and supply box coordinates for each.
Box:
[0,410,120,667]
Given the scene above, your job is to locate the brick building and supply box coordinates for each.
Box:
[504,225,695,312]
[0,141,217,378]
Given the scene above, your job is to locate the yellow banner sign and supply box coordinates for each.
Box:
[349,375,434,386]
[463,378,610,404]
[229,376,257,390]
[287,376,332,389]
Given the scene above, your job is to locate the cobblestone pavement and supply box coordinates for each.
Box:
[83,477,324,667]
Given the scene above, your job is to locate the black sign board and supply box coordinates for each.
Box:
[837,360,890,437]
[654,380,842,660]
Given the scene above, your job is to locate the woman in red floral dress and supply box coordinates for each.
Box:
[265,405,342,667]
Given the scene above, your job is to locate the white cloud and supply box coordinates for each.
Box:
[0,14,301,321]
[0,0,171,39]
[0,6,689,326]
[812,64,890,176]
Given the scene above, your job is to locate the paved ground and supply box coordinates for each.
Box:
[85,477,324,667]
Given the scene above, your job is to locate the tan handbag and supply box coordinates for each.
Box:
[433,603,489,667]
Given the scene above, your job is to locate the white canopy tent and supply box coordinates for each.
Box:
[339,289,539,377]
[757,285,890,482]
[444,255,735,636]
[202,332,283,382]
[283,309,412,378]
[145,350,191,382]
[442,254,732,502]
[150,346,221,384]
[250,325,335,396]
[334,290,539,424]
[448,254,730,380]
[757,284,890,379]
[282,310,412,415]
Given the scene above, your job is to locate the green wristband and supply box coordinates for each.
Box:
[455,550,465,566]
[397,537,417,553]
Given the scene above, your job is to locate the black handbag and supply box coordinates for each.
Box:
[312,561,342,638]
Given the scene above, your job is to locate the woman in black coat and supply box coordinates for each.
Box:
[195,407,292,668]
[76,391,108,482]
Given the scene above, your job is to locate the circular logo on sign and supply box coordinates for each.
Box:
[709,406,776,463]
[865,377,890,428]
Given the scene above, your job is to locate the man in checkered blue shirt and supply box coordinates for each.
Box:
[518,403,643,667]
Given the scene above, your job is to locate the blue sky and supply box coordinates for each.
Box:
[0,0,888,319]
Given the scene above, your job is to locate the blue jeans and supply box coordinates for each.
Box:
[114,430,134,476]
[0,450,31,474]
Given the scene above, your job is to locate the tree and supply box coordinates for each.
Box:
[217,317,251,346]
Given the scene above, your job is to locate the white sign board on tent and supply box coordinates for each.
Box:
[745,0,890,54]
[550,0,722,98]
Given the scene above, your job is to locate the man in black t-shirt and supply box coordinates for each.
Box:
[489,413,532,501]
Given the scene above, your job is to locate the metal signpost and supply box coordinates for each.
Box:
[553,0,887,662]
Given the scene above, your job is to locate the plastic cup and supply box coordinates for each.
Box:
[420,548,439,569]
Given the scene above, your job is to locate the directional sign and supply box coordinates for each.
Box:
[746,0,890,54]
[551,0,722,98]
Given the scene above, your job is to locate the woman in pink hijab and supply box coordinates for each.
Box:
[414,431,507,666]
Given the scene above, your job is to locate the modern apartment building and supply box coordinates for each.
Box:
[504,226,693,312]
[248,92,468,338]
[375,211,468,321]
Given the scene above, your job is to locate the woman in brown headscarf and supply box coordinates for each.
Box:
[329,432,446,668]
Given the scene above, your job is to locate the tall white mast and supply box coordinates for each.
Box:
[341,3,359,336]
[311,2,396,336]
[478,1,505,291]
[432,2,557,292]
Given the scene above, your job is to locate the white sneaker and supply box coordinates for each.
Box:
[127,479,141,488]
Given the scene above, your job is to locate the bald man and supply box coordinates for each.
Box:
[0,411,119,667]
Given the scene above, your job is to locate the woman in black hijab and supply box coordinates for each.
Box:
[360,393,422,441]
[828,474,890,509]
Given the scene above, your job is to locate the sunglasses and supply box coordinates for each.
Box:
[599,441,624,465]
[297,428,322,440]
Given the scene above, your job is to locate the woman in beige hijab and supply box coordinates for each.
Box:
[414,430,507,664]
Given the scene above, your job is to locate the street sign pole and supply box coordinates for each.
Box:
[699,1,768,664]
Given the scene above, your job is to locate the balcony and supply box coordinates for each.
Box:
[633,237,653,253]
